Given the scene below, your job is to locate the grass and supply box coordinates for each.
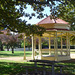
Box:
[0,60,34,75]
[0,51,32,57]
[70,49,75,53]
[61,60,75,75]
[0,60,75,75]
[0,49,75,58]
[0,49,75,75]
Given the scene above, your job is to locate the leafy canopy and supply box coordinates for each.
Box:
[0,0,75,36]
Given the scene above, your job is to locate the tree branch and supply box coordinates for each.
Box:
[16,0,62,5]
[0,25,19,33]
[17,0,49,4]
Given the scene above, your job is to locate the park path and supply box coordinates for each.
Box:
[0,53,75,61]
[0,56,31,62]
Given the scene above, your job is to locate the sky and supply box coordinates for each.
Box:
[17,1,60,25]
[20,5,51,24]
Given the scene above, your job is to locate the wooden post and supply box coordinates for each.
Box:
[55,32,58,61]
[61,32,63,55]
[66,32,68,56]
[24,34,26,60]
[39,36,42,59]
[32,35,35,60]
[68,33,70,56]
[49,34,51,55]
[34,37,36,56]
[54,33,56,55]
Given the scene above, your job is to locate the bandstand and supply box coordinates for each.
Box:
[24,16,75,61]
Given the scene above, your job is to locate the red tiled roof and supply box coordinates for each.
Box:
[37,16,69,25]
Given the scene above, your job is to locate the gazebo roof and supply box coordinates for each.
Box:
[37,16,69,25]
[36,16,70,31]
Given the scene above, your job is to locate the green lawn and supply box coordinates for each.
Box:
[0,50,75,75]
[0,60,75,75]
[0,49,75,58]
[0,61,34,75]
[0,51,32,57]
[70,49,75,53]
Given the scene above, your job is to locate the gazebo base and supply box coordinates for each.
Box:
[57,55,70,61]
[34,55,70,61]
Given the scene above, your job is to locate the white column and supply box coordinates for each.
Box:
[32,35,35,60]
[49,34,51,55]
[24,34,26,60]
[39,36,42,59]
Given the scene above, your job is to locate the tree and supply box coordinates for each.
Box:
[0,30,22,53]
[54,0,75,45]
[8,35,18,53]
[0,30,12,51]
[0,0,46,36]
[25,37,32,50]
[0,0,75,36]
[0,30,10,51]
[0,40,3,51]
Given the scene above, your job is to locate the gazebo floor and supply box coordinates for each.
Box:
[34,55,70,61]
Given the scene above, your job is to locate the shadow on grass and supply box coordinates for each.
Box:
[0,62,33,75]
[0,60,75,75]
[62,59,75,63]
[61,59,75,75]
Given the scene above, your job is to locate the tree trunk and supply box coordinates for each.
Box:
[0,47,1,51]
[19,43,21,48]
[12,47,14,53]
[7,45,9,51]
[1,44,3,51]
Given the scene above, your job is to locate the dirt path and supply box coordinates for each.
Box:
[0,57,32,62]
[0,54,75,61]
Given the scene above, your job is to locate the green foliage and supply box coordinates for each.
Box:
[0,0,46,36]
[21,41,24,48]
[25,37,32,49]
[54,0,75,31]
[0,40,2,46]
[0,0,75,36]
[21,39,31,48]
[70,36,75,45]
[0,0,25,30]
[0,40,4,51]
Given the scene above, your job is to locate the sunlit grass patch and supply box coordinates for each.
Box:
[0,51,32,57]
